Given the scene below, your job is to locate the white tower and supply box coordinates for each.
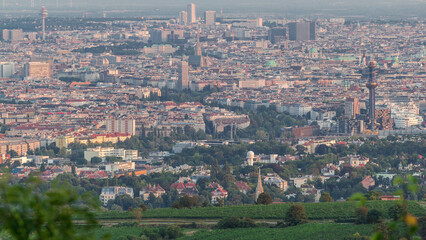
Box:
[246,151,255,166]
[40,6,48,41]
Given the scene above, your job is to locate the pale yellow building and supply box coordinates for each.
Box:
[55,136,75,149]
[24,62,51,79]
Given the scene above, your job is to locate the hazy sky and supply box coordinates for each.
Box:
[2,0,425,18]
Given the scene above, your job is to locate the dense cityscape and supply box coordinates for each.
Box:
[0,1,424,240]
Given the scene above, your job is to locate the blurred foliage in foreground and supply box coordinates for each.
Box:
[352,174,424,240]
[0,174,101,240]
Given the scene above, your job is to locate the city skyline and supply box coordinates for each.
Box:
[0,0,424,18]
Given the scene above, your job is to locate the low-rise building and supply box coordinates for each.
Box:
[139,184,166,201]
[211,187,228,204]
[235,181,251,194]
[263,173,288,191]
[84,146,138,161]
[103,161,136,173]
[99,186,134,206]
[361,176,375,190]
[348,155,370,167]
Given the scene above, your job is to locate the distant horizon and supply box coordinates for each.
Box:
[0,0,424,19]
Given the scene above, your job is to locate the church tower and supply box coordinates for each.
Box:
[255,168,264,201]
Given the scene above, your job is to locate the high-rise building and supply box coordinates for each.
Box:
[288,21,315,41]
[40,6,48,41]
[338,119,365,135]
[268,27,286,44]
[2,29,8,41]
[149,29,170,43]
[10,29,23,41]
[2,29,24,41]
[150,29,184,43]
[179,11,188,25]
[204,11,216,25]
[187,3,196,24]
[344,97,360,119]
[366,61,378,130]
[0,62,15,78]
[106,118,136,135]
[177,61,189,91]
[375,108,393,130]
[256,18,263,27]
[24,62,51,79]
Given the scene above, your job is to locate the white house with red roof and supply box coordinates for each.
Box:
[321,163,337,176]
[170,180,199,196]
[211,187,228,204]
[207,182,222,189]
[348,155,370,167]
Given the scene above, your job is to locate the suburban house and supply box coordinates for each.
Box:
[170,181,199,196]
[99,186,134,206]
[235,181,251,194]
[211,187,228,204]
[139,184,166,201]
[361,176,375,189]
[263,173,288,191]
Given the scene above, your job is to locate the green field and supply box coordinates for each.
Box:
[182,223,374,240]
[96,201,425,220]
[94,223,374,240]
[183,223,374,240]
[95,226,146,239]
[92,201,426,240]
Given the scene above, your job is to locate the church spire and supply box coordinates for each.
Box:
[195,29,202,56]
[255,168,264,201]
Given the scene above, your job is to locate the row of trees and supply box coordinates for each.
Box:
[165,141,294,167]
[237,105,307,140]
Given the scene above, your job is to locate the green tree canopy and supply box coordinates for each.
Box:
[319,192,334,202]
[256,192,273,205]
[284,203,308,226]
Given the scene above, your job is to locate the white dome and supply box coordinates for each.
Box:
[247,151,255,159]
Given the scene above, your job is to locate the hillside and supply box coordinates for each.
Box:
[181,223,374,240]
[96,201,425,220]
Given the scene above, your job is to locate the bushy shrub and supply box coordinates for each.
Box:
[216,216,257,229]
[164,226,183,239]
[388,203,407,221]
[418,216,426,239]
[343,232,370,240]
[355,206,368,224]
[114,222,138,228]
[140,204,148,211]
[257,192,273,205]
[217,216,241,229]
[140,226,183,240]
[367,209,382,224]
[240,217,257,228]
[171,195,199,209]
[171,201,182,209]
[284,203,308,226]
[319,192,334,202]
